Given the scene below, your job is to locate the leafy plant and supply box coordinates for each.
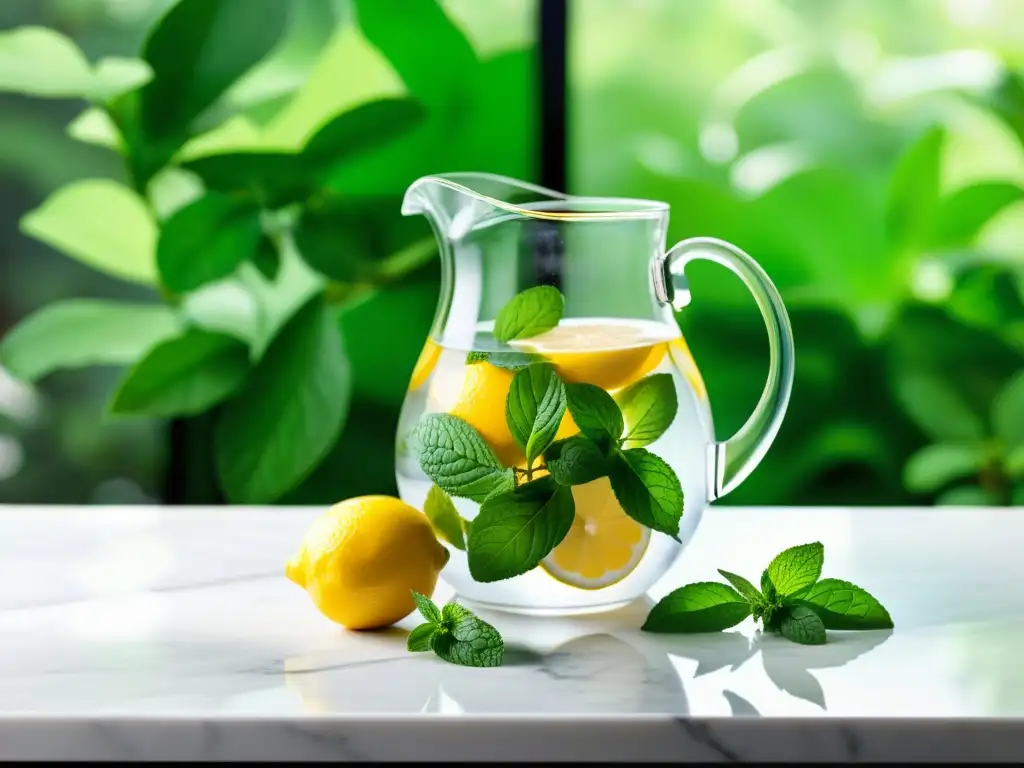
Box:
[407,590,504,668]
[414,287,684,584]
[0,0,535,504]
[643,542,893,645]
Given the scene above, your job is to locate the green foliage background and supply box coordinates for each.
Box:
[0,0,1020,507]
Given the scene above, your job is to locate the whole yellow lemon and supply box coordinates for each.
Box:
[285,496,449,630]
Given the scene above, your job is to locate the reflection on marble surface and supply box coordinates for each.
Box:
[0,505,1022,760]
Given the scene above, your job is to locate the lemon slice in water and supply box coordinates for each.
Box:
[508,318,672,392]
[541,477,650,590]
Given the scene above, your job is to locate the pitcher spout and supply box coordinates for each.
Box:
[401,173,571,240]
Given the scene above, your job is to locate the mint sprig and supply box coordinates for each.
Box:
[505,362,567,467]
[415,413,514,502]
[493,285,564,342]
[615,373,678,448]
[467,477,574,582]
[413,286,687,583]
[407,591,504,668]
[643,541,893,644]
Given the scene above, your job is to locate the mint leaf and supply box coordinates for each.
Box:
[505,363,566,466]
[423,484,466,551]
[410,590,442,625]
[545,435,607,486]
[794,578,893,630]
[761,570,777,604]
[430,624,504,668]
[717,569,762,605]
[642,582,751,633]
[493,286,564,342]
[565,382,624,442]
[766,542,824,597]
[407,622,436,652]
[779,605,827,645]
[466,350,542,371]
[467,477,574,582]
[616,373,678,448]
[418,601,505,668]
[416,413,515,502]
[607,447,683,539]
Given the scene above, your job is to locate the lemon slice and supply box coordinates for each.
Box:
[668,336,707,400]
[541,477,650,589]
[408,339,442,391]
[509,318,672,391]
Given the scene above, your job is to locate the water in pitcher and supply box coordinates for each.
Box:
[395,316,712,615]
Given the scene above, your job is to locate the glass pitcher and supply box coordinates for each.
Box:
[395,173,794,616]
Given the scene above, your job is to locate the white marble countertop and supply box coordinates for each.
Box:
[0,504,1022,761]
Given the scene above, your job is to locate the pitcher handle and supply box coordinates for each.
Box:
[652,237,795,501]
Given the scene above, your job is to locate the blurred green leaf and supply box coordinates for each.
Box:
[183,99,424,205]
[0,26,92,97]
[337,275,438,408]
[303,98,425,169]
[947,265,1024,332]
[251,235,281,281]
[66,106,122,150]
[935,486,1002,506]
[294,194,430,282]
[994,372,1024,449]
[752,168,888,314]
[157,192,263,293]
[981,70,1024,150]
[903,443,985,493]
[215,294,348,503]
[0,301,180,383]
[181,151,308,206]
[139,0,290,143]
[148,167,205,220]
[0,28,151,102]
[204,0,348,130]
[109,329,250,418]
[444,47,535,178]
[89,58,153,102]
[21,179,158,285]
[895,373,985,443]
[930,183,1024,248]
[887,305,1022,431]
[294,207,375,282]
[281,395,399,502]
[885,126,944,253]
[353,0,477,107]
[1008,447,1024,478]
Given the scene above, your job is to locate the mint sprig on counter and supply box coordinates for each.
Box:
[407,591,504,667]
[642,542,893,644]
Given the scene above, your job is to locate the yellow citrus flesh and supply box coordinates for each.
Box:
[450,360,578,467]
[509,320,672,391]
[669,336,707,400]
[285,496,448,630]
[541,477,650,589]
[408,339,442,392]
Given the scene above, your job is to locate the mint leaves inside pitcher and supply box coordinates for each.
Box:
[413,286,685,583]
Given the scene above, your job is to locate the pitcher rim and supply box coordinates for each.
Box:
[403,172,669,222]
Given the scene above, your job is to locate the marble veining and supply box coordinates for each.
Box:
[0,505,1022,761]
